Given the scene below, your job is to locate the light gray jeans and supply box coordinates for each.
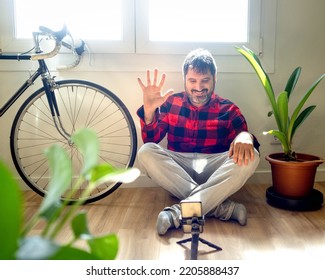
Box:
[137,142,260,223]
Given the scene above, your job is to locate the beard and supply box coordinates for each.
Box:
[186,88,214,106]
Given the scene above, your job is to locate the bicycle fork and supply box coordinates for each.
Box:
[40,63,71,142]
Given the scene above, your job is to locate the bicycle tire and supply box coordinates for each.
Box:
[10,79,137,204]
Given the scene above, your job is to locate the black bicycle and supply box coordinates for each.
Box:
[0,25,137,203]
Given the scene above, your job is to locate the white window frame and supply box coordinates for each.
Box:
[0,0,276,73]
[0,0,135,53]
[135,0,276,73]
[136,0,259,55]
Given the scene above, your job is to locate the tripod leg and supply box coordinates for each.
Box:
[176,237,192,245]
[190,234,199,260]
[198,237,222,251]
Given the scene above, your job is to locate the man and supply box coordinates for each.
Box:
[136,49,260,235]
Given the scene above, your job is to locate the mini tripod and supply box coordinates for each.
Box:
[177,201,222,260]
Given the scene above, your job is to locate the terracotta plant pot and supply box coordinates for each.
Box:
[265,153,324,198]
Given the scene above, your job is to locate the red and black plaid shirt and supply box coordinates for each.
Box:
[137,92,259,153]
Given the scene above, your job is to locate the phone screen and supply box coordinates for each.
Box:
[180,200,203,233]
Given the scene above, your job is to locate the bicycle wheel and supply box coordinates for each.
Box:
[10,79,137,203]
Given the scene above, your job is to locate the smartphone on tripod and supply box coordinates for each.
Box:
[180,200,204,233]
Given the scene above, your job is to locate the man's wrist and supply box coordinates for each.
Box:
[144,107,156,124]
[235,132,253,144]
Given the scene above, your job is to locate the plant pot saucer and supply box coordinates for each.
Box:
[266,186,323,211]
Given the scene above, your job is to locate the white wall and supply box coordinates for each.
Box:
[1,0,325,189]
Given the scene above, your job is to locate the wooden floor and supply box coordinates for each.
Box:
[23,182,325,260]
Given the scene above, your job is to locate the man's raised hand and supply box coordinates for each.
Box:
[137,69,174,124]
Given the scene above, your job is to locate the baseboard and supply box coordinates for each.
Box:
[17,168,325,191]
[126,168,325,188]
[316,169,325,182]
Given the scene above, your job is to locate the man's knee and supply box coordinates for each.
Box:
[137,142,159,163]
[138,142,158,154]
[238,149,260,178]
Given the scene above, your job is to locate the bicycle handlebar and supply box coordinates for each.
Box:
[30,25,67,61]
[39,25,68,41]
[30,25,87,69]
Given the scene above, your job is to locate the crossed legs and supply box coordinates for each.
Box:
[137,143,260,234]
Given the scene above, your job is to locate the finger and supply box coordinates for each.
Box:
[235,144,246,166]
[243,146,254,165]
[228,141,234,157]
[245,152,252,165]
[153,69,158,85]
[239,147,246,165]
[158,73,166,89]
[250,147,255,161]
[244,154,249,165]
[232,143,239,164]
[236,150,243,166]
[147,70,151,85]
[137,77,145,90]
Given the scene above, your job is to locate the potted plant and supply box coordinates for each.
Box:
[0,128,140,260]
[236,46,325,203]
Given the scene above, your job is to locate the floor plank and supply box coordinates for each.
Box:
[23,182,325,260]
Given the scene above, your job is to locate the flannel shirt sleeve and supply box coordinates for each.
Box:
[136,105,168,144]
[228,104,260,152]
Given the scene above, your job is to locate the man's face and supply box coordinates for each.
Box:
[185,68,215,107]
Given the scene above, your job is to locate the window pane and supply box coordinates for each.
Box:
[149,0,248,42]
[14,0,123,40]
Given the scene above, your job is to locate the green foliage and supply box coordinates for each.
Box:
[236,46,325,160]
[0,161,23,260]
[0,128,140,260]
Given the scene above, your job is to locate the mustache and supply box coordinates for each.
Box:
[191,89,208,94]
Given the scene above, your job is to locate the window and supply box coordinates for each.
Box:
[136,0,262,56]
[148,0,249,43]
[3,0,134,53]
[0,0,276,72]
[14,0,123,40]
[135,0,276,72]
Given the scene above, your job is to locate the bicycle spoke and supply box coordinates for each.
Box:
[11,80,137,203]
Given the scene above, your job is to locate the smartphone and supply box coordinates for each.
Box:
[180,200,203,233]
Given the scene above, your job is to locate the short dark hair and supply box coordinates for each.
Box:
[182,49,217,77]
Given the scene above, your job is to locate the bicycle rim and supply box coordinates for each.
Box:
[10,80,137,203]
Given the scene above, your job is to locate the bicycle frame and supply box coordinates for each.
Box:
[0,25,81,139]
[0,25,138,203]
[0,53,71,140]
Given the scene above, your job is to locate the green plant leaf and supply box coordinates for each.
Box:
[39,145,72,215]
[40,200,62,221]
[285,67,301,99]
[71,128,99,175]
[87,162,117,182]
[287,73,325,142]
[263,130,290,154]
[291,105,316,138]
[276,91,289,133]
[237,45,325,158]
[87,163,140,186]
[71,211,91,239]
[0,160,23,260]
[236,46,281,130]
[87,234,119,260]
